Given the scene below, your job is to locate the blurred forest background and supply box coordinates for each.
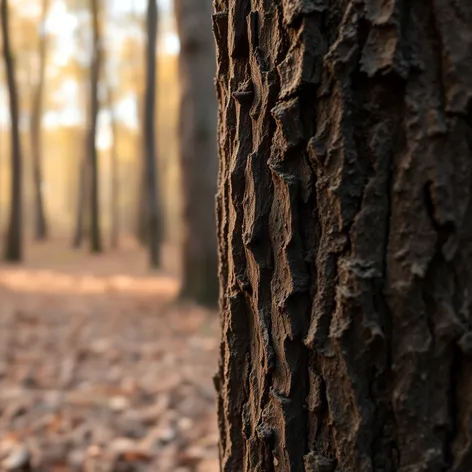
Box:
[0,0,220,470]
[0,0,193,274]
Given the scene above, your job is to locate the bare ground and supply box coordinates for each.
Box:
[0,239,220,472]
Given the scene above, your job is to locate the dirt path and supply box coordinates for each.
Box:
[0,240,219,471]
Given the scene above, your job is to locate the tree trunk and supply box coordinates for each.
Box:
[136,158,149,246]
[1,0,23,262]
[107,84,119,249]
[143,0,162,268]
[30,0,49,241]
[72,150,87,248]
[214,1,472,471]
[89,0,102,253]
[131,0,147,247]
[72,27,88,249]
[175,0,218,307]
[136,89,148,247]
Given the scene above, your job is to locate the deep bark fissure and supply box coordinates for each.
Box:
[446,344,461,469]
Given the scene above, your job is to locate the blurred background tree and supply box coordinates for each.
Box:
[174,0,217,306]
[29,0,49,241]
[88,0,102,253]
[1,0,23,261]
[143,0,162,268]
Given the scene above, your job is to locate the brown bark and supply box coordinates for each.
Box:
[175,0,218,307]
[89,0,102,253]
[30,0,49,241]
[143,0,162,267]
[214,1,472,471]
[2,0,23,262]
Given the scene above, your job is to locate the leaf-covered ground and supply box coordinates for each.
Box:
[0,240,219,471]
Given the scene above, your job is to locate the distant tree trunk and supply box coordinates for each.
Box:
[214,1,472,472]
[72,150,87,248]
[174,0,218,306]
[1,0,23,262]
[107,85,119,249]
[135,89,148,246]
[136,158,148,246]
[30,0,49,241]
[143,0,162,267]
[89,0,102,253]
[72,28,88,249]
[131,0,147,247]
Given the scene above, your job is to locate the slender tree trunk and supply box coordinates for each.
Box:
[72,151,87,248]
[135,89,148,246]
[174,0,218,306]
[131,0,147,247]
[143,0,162,267]
[214,1,472,471]
[89,0,102,253]
[136,158,148,246]
[107,85,119,249]
[1,0,23,262]
[72,27,88,249]
[30,0,49,241]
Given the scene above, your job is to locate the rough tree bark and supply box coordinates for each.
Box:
[1,0,23,262]
[214,1,472,471]
[175,0,218,307]
[88,0,102,253]
[143,0,162,267]
[30,0,49,241]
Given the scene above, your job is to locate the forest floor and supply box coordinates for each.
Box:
[0,239,220,472]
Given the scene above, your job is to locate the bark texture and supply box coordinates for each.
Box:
[30,0,49,241]
[143,0,162,267]
[2,0,23,262]
[175,0,219,306]
[214,1,472,471]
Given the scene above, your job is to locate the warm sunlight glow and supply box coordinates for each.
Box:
[163,32,180,55]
